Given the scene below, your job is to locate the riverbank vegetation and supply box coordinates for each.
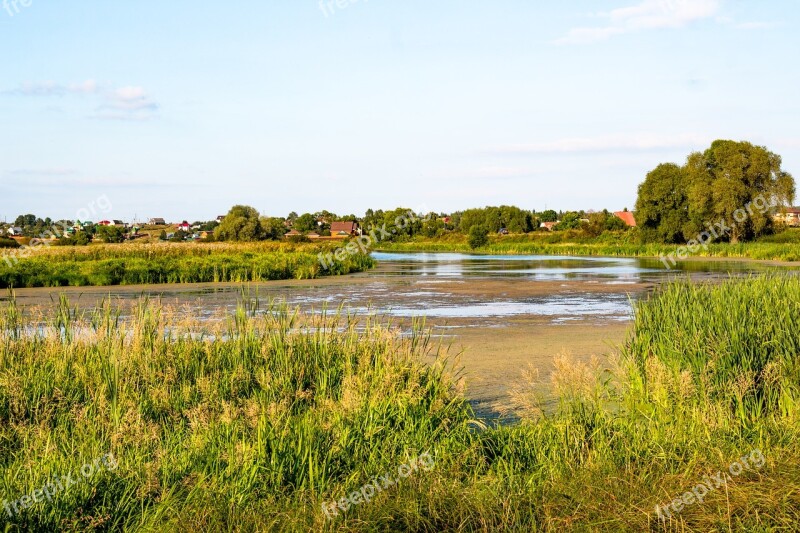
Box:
[374,228,800,263]
[0,242,375,288]
[1,275,798,531]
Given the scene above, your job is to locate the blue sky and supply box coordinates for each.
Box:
[1,0,798,222]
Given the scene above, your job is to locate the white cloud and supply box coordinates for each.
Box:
[92,86,159,120]
[7,80,159,120]
[496,133,712,154]
[555,0,721,45]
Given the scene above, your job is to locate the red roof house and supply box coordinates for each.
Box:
[613,211,637,227]
[330,221,359,237]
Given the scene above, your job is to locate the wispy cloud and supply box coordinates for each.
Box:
[92,86,159,120]
[11,79,99,96]
[555,0,721,45]
[8,168,78,176]
[6,80,159,121]
[495,133,712,154]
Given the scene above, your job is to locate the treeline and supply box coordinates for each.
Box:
[212,205,630,244]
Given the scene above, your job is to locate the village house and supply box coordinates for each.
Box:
[330,221,359,238]
[540,221,558,231]
[775,207,800,227]
[613,211,637,227]
[284,229,302,238]
[149,218,166,226]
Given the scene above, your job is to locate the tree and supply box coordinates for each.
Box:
[260,217,286,240]
[216,205,265,241]
[683,140,794,242]
[95,225,125,243]
[584,210,627,237]
[159,230,167,241]
[554,212,582,231]
[539,210,558,223]
[467,225,489,249]
[169,230,187,242]
[635,163,689,243]
[293,213,318,233]
[635,141,796,243]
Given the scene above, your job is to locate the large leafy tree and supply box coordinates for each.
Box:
[635,141,795,243]
[216,205,265,241]
[635,163,689,243]
[684,140,795,242]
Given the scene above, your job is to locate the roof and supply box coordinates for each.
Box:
[330,221,357,234]
[613,211,637,227]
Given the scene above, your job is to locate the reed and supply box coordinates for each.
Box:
[375,231,800,263]
[0,242,376,288]
[1,276,799,531]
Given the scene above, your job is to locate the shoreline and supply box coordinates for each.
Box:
[372,245,800,268]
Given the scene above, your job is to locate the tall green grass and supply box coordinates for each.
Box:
[0,242,375,288]
[1,276,799,531]
[375,231,800,262]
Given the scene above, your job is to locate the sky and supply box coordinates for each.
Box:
[1,0,798,223]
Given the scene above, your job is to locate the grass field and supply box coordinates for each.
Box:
[0,242,375,288]
[374,229,800,263]
[1,275,799,531]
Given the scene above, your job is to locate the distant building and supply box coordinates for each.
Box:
[284,229,302,237]
[613,211,637,227]
[149,218,166,225]
[7,227,23,236]
[307,232,321,239]
[110,220,125,227]
[540,221,558,231]
[330,221,359,238]
[216,216,225,223]
[775,207,800,227]
[178,221,191,232]
[98,220,112,226]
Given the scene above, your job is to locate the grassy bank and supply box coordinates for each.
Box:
[1,275,799,531]
[0,242,375,288]
[374,230,800,263]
